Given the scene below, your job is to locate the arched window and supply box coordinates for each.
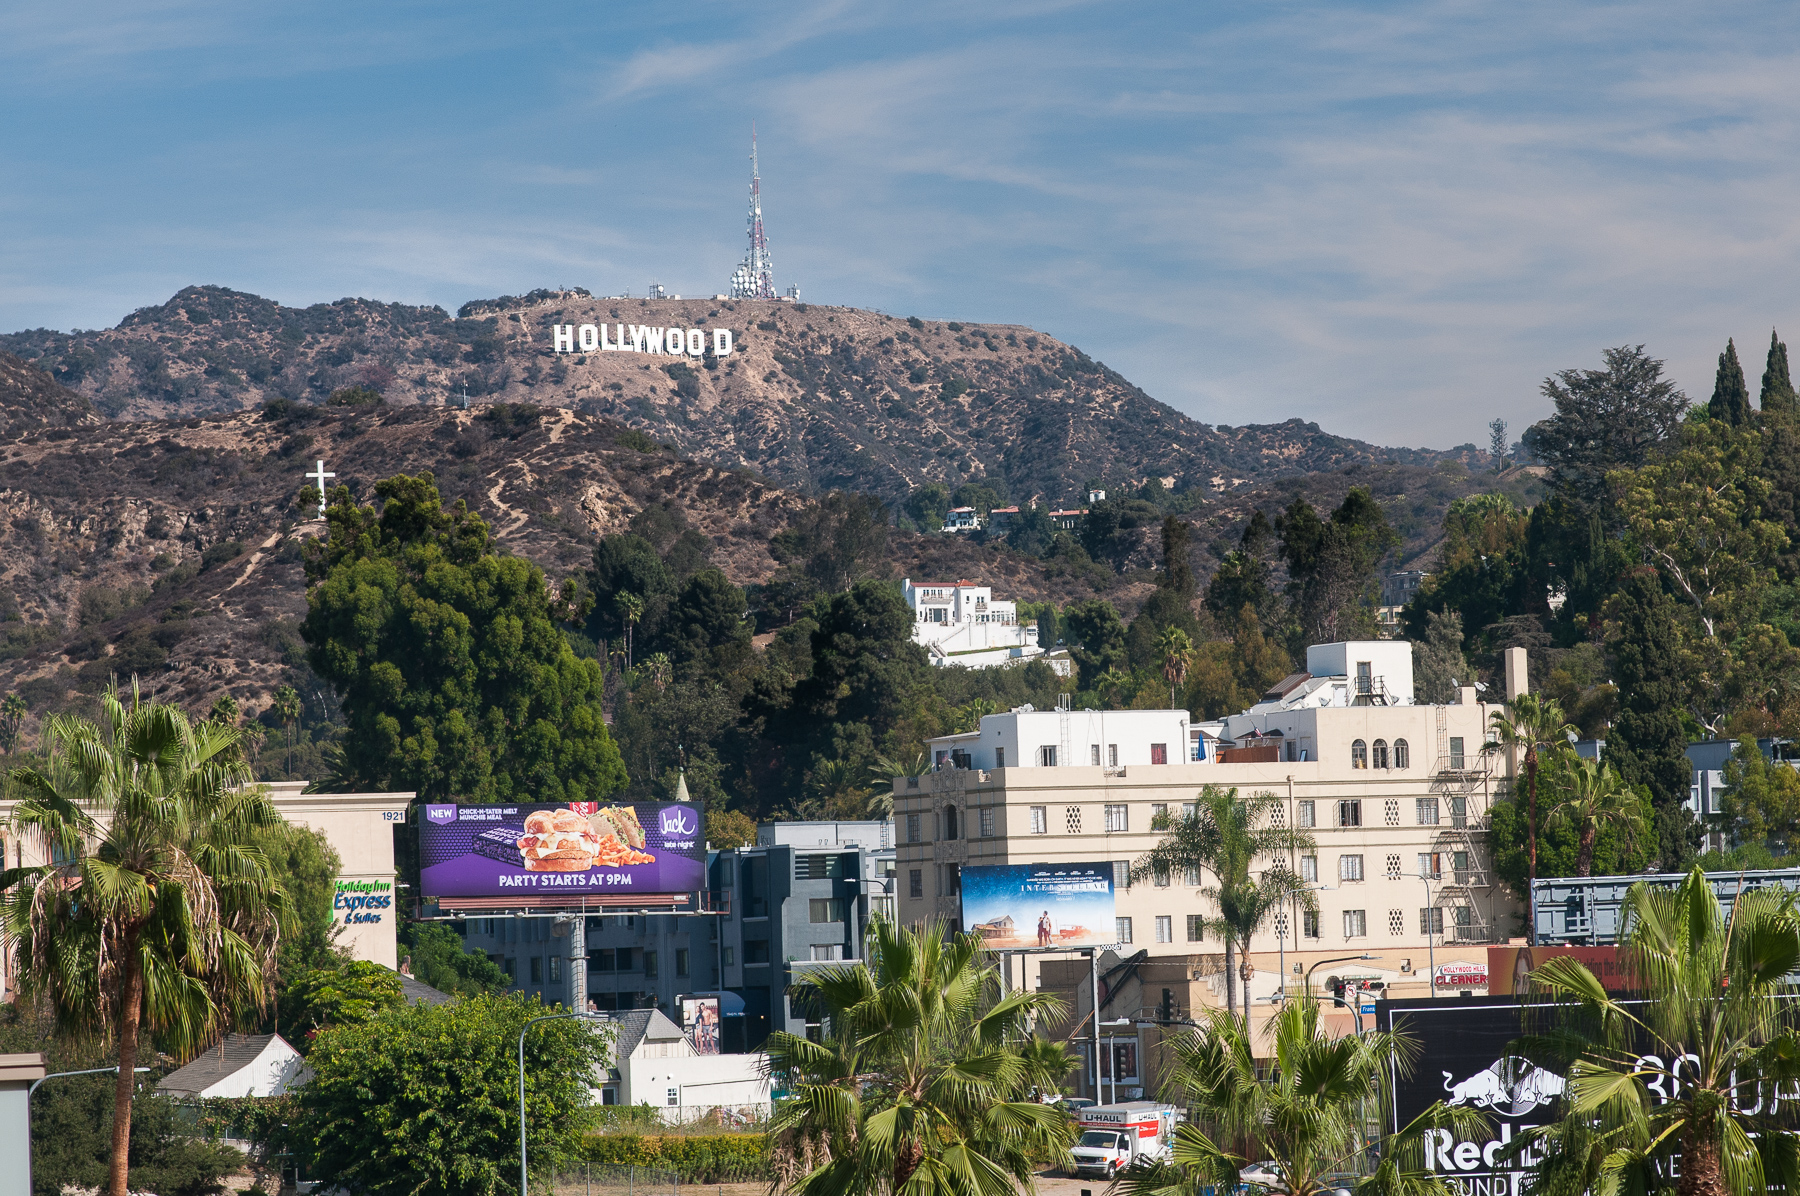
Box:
[1394,739,1410,769]
[944,805,960,840]
[1372,739,1389,769]
[1351,739,1368,769]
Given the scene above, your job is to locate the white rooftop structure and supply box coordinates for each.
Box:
[902,578,1067,673]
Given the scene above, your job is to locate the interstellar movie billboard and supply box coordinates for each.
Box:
[419,802,705,900]
[959,862,1118,949]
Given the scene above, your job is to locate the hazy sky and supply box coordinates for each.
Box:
[4,1,1799,449]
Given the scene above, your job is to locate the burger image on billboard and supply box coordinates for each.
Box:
[420,802,703,898]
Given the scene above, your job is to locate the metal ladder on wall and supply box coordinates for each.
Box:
[1059,693,1073,769]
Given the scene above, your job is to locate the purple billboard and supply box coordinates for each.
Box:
[420,801,706,899]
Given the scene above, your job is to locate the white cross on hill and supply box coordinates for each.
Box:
[306,460,336,518]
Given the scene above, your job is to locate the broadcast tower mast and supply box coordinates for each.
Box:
[730,127,777,300]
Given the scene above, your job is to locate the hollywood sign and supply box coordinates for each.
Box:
[552,323,734,358]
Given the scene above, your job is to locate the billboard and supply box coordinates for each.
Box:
[960,862,1117,949]
[419,802,705,899]
[1487,945,1632,995]
[682,996,721,1055]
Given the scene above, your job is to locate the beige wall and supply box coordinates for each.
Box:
[895,696,1518,999]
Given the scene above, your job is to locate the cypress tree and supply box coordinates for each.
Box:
[1762,328,1797,417]
[1604,570,1699,869]
[1709,337,1752,425]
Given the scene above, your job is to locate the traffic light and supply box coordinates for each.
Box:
[1327,976,1347,1007]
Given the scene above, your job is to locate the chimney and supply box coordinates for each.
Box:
[1504,646,1529,702]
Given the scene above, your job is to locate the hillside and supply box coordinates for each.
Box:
[0,350,99,440]
[0,285,1486,508]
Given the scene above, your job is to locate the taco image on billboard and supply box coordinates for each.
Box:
[519,808,603,872]
[589,805,646,848]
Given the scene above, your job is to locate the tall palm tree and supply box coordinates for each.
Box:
[1094,669,1129,710]
[1542,757,1646,877]
[1132,785,1313,1029]
[1521,867,1800,1196]
[273,684,302,775]
[1125,996,1484,1196]
[766,920,1076,1196]
[1,684,290,1196]
[1158,626,1194,709]
[616,591,645,670]
[1485,694,1575,907]
[865,752,928,820]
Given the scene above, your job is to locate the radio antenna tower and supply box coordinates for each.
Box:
[730,127,777,300]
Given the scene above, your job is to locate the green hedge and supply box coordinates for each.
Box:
[581,1134,770,1181]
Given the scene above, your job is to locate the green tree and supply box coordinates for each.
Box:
[904,483,951,532]
[661,568,751,675]
[616,591,645,671]
[1063,599,1127,686]
[1485,694,1576,901]
[1131,786,1312,1028]
[253,820,342,974]
[1542,757,1647,877]
[764,920,1076,1196]
[1410,609,1472,706]
[1528,344,1689,508]
[272,684,301,775]
[1605,570,1702,868]
[1128,996,1481,1196]
[1204,511,1278,632]
[301,471,627,803]
[1716,736,1800,856]
[0,692,24,753]
[292,991,610,1196]
[1277,489,1397,647]
[1761,328,1796,417]
[1159,625,1193,709]
[1709,337,1753,426]
[280,959,405,1049]
[1,685,289,1196]
[769,493,891,592]
[1522,868,1800,1196]
[399,921,508,997]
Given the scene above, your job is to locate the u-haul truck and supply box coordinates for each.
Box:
[1069,1102,1182,1177]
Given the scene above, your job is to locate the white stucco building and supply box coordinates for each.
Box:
[902,578,1068,673]
[598,1008,770,1121]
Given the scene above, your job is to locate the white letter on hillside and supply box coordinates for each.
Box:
[578,324,599,352]
[642,327,666,354]
[553,325,575,354]
[627,325,647,352]
[712,329,734,356]
[599,323,616,351]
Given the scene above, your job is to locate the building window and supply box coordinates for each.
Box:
[1116,917,1134,943]
[1451,796,1468,828]
[1113,861,1131,890]
[1091,744,1102,766]
[810,898,846,923]
[1388,910,1404,936]
[549,955,561,983]
[1421,908,1445,936]
[1297,800,1316,828]
[1152,802,1169,825]
[1303,911,1320,939]
[1385,853,1401,880]
[1419,853,1442,879]
[1154,866,1170,888]
[667,1088,679,1107]
[1339,855,1364,882]
[1301,855,1318,882]
[723,947,735,966]
[909,869,923,899]
[1066,806,1082,834]
[1186,914,1205,941]
[1449,737,1465,770]
[980,808,996,837]
[1395,739,1410,769]
[1338,800,1362,828]
[1030,806,1048,834]
[1417,798,1439,825]
[1384,799,1400,826]
[675,949,690,977]
[1343,910,1367,938]
[811,944,839,961]
[744,940,770,964]
[1151,743,1168,765]
[1351,739,1368,769]
[1184,863,1201,887]
[1454,850,1470,875]
[906,814,921,843]
[1274,911,1289,939]
[1269,803,1286,828]
[1039,746,1058,767]
[995,747,1006,768]
[1104,804,1129,832]
[1109,744,1119,767]
[944,864,961,895]
[530,957,543,984]
[943,806,960,840]
[1146,915,1169,944]
[1372,739,1389,769]
[644,951,658,977]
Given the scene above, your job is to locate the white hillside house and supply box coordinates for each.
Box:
[903,578,1067,672]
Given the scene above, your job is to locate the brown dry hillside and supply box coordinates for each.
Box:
[0,285,1486,508]
[0,349,99,440]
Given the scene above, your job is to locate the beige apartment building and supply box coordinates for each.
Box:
[894,643,1529,1089]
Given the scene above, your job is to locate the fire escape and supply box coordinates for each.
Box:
[1427,710,1500,943]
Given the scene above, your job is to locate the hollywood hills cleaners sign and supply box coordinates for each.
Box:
[553,323,733,358]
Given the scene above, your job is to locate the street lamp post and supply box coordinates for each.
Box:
[519,1011,607,1196]
[1303,954,1381,1020]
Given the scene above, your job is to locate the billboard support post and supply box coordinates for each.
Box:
[1090,948,1100,1101]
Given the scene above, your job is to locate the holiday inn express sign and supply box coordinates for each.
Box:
[553,323,734,357]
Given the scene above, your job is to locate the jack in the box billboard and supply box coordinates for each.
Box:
[419,801,705,899]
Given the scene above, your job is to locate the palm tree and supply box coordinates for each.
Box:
[865,752,928,820]
[1,684,291,1196]
[616,591,645,670]
[1521,867,1800,1196]
[273,684,302,775]
[1131,785,1313,1029]
[765,920,1076,1196]
[1125,996,1484,1196]
[1158,626,1194,709]
[952,698,999,734]
[1542,757,1646,877]
[1485,694,1575,906]
[0,692,26,754]
[1094,668,1129,709]
[804,757,869,820]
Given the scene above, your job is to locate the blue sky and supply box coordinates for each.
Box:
[4,1,1800,449]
